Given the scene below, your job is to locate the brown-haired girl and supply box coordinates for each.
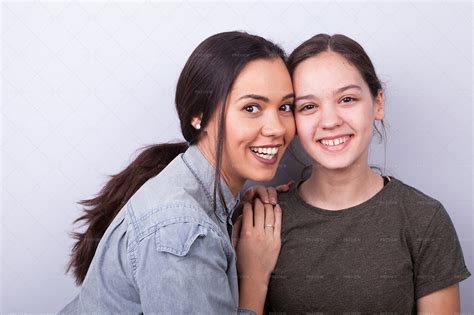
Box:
[266,34,470,313]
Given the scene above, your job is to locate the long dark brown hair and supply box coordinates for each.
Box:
[67,31,287,285]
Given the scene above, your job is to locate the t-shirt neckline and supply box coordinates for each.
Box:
[293,176,397,217]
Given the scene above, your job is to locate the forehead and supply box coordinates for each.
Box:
[293,51,367,94]
[229,58,292,98]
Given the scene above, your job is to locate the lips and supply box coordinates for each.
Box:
[320,135,350,146]
[317,134,353,152]
[249,144,281,165]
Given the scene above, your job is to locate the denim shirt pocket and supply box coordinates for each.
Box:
[155,219,209,256]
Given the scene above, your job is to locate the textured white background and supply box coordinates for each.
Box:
[1,0,472,313]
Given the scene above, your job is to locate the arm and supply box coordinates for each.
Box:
[236,199,282,315]
[413,204,470,313]
[417,283,460,314]
[133,221,240,313]
[239,277,269,314]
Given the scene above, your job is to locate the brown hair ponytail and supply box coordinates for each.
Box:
[67,142,188,285]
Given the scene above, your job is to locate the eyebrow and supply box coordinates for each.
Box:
[294,85,362,102]
[334,84,362,95]
[238,93,295,102]
[295,94,316,102]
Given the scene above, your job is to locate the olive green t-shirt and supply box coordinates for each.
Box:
[266,177,470,314]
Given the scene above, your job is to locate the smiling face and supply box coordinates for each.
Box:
[200,57,295,193]
[293,51,384,171]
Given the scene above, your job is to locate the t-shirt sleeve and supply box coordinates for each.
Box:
[413,203,471,299]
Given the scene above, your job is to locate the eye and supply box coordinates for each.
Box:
[299,103,318,112]
[279,104,294,112]
[243,104,260,113]
[340,96,356,104]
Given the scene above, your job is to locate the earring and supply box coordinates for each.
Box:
[195,123,201,130]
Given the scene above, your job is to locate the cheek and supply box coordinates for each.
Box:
[295,115,316,140]
[225,119,259,149]
[349,106,375,133]
[282,115,296,140]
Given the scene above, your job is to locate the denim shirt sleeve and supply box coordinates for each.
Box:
[238,308,258,314]
[59,211,142,314]
[60,210,257,315]
[131,216,255,314]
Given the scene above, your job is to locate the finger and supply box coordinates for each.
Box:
[264,203,274,235]
[275,183,290,193]
[276,180,295,192]
[273,204,282,240]
[267,187,277,205]
[275,184,289,193]
[253,198,265,229]
[232,215,243,248]
[242,202,253,231]
[242,187,255,204]
[255,186,270,204]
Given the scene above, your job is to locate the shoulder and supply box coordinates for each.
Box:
[127,154,195,217]
[275,182,307,230]
[119,154,228,251]
[125,154,215,231]
[276,182,300,208]
[388,177,441,207]
[126,194,225,248]
[384,177,454,245]
[387,177,443,219]
[125,201,233,275]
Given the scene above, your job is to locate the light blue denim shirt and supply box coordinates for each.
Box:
[60,145,255,314]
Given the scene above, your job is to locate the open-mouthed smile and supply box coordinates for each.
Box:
[317,135,353,152]
[249,145,281,164]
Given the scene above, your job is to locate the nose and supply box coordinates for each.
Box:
[261,111,287,138]
[320,105,342,129]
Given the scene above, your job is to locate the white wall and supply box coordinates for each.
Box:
[1,1,472,312]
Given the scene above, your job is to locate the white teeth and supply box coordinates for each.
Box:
[250,146,279,158]
[256,152,273,159]
[320,136,349,146]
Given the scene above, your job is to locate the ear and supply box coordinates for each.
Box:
[191,113,203,129]
[373,89,385,120]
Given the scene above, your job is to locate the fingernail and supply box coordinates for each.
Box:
[275,204,281,212]
[271,197,276,205]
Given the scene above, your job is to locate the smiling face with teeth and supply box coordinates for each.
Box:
[199,58,295,194]
[293,51,384,171]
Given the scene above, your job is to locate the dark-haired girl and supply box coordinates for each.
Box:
[265,34,470,313]
[60,31,295,314]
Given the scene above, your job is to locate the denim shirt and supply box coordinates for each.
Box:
[60,145,256,314]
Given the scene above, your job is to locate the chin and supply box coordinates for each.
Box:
[247,169,277,183]
[316,158,353,171]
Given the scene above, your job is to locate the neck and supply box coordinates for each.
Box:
[196,142,243,197]
[301,159,383,210]
[221,171,245,197]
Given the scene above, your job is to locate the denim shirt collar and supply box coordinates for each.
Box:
[181,144,240,223]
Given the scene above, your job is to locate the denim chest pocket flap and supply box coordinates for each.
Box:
[155,220,210,256]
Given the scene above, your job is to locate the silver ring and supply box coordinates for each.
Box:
[264,224,274,229]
